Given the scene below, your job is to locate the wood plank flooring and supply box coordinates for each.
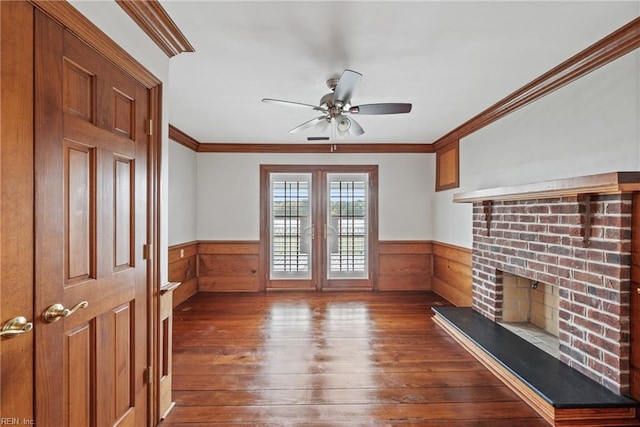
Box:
[161,292,547,426]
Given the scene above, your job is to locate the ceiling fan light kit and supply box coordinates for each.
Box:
[262,69,412,138]
[336,116,351,133]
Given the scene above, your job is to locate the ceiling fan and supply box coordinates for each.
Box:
[262,69,412,137]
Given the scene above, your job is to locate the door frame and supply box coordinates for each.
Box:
[1,2,163,425]
[260,164,379,292]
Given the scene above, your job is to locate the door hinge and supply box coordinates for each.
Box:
[147,119,153,136]
[144,366,153,384]
[143,244,153,260]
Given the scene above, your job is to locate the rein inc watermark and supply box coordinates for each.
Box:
[0,419,34,425]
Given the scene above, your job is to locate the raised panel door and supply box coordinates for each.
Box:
[34,11,149,427]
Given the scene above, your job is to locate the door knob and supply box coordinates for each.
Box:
[43,301,88,323]
[0,316,33,338]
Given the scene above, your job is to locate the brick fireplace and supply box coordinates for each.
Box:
[454,173,640,396]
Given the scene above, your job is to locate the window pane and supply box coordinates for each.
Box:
[270,174,312,279]
[327,173,368,279]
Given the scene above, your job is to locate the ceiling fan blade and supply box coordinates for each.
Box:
[262,98,326,112]
[350,103,412,115]
[288,116,327,134]
[333,69,362,106]
[348,117,364,136]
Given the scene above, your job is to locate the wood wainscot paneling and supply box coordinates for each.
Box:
[432,242,472,307]
[378,241,432,291]
[168,242,198,306]
[198,241,261,292]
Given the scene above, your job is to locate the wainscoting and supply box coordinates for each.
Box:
[198,241,261,292]
[378,241,432,291]
[168,240,472,303]
[432,242,473,307]
[168,241,198,307]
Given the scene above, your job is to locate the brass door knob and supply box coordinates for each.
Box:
[0,316,33,338]
[43,301,88,323]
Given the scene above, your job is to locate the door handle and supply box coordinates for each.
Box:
[43,301,88,323]
[0,316,33,338]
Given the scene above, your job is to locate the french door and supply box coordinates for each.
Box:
[261,165,378,291]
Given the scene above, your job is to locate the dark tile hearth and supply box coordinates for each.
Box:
[432,306,639,410]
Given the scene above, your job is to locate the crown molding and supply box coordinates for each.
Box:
[168,125,433,153]
[169,125,200,151]
[115,0,194,58]
[433,16,640,150]
[197,143,434,154]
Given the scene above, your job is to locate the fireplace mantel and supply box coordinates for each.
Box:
[453,172,640,203]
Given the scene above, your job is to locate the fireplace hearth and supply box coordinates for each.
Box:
[453,172,640,396]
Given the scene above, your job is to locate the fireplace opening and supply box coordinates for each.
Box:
[499,272,559,358]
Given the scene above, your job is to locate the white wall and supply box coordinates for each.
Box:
[168,142,198,245]
[69,0,172,282]
[196,153,434,241]
[433,49,640,249]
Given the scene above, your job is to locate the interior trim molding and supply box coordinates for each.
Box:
[433,16,640,150]
[197,142,434,154]
[30,1,161,89]
[115,0,194,58]
[169,124,200,151]
[167,124,433,154]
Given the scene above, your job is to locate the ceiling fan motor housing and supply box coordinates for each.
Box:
[319,92,334,109]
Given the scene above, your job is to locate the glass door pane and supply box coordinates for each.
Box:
[270,173,313,280]
[326,173,368,280]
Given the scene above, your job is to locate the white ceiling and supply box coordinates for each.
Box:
[161,1,638,144]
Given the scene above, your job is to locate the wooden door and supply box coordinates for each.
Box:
[34,11,150,427]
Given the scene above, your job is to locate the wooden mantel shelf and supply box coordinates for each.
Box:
[453,172,640,203]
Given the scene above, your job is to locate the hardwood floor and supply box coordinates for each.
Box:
[161,292,547,426]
